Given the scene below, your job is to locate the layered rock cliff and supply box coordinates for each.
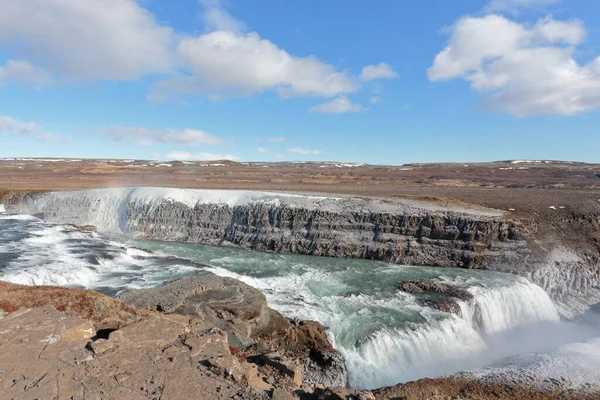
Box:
[4,187,600,315]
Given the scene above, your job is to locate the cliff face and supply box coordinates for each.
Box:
[130,202,520,269]
[5,188,600,314]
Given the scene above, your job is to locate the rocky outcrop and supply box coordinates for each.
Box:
[0,279,352,399]
[120,275,349,388]
[396,279,474,301]
[396,278,474,314]
[0,305,290,399]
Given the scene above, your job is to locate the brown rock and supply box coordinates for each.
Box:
[396,279,474,301]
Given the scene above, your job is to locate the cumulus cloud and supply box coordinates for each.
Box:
[360,63,398,82]
[100,126,222,146]
[0,60,54,87]
[165,151,238,161]
[428,14,600,116]
[308,97,366,114]
[369,96,383,104]
[0,0,174,82]
[257,147,268,153]
[287,147,322,155]
[150,31,358,100]
[0,0,396,105]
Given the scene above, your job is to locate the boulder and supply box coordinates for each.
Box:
[396,278,474,302]
[121,275,349,388]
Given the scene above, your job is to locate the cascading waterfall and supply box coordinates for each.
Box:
[326,277,561,389]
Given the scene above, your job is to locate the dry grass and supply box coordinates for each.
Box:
[0,281,148,326]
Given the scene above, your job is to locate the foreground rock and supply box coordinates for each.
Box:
[0,305,284,399]
[120,275,348,388]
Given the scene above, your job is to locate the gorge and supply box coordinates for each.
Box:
[2,186,600,397]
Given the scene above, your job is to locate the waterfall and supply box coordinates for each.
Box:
[336,276,561,389]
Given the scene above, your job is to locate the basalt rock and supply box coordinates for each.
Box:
[120,275,349,388]
[396,279,474,302]
[397,279,474,315]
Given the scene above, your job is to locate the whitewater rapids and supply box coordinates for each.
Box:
[2,196,600,390]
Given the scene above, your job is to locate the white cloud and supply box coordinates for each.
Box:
[0,0,397,104]
[151,30,358,100]
[360,63,398,82]
[200,0,246,34]
[0,115,39,135]
[100,126,222,146]
[0,60,54,87]
[165,151,238,161]
[485,0,562,13]
[268,136,286,142]
[287,147,322,155]
[369,96,383,104]
[308,97,366,114]
[257,147,268,153]
[0,115,67,142]
[0,0,174,82]
[429,14,600,116]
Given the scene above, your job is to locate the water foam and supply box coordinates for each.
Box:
[0,217,202,290]
[197,255,563,389]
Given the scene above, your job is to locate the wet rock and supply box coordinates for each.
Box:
[69,224,97,232]
[421,298,462,314]
[396,279,474,301]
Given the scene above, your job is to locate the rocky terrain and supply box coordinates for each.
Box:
[0,276,357,399]
[1,278,595,400]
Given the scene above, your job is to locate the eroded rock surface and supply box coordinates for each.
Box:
[0,304,298,399]
[120,275,349,388]
[396,278,474,314]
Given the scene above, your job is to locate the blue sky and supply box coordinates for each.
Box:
[0,0,599,164]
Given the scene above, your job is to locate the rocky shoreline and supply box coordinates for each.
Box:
[1,278,596,400]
